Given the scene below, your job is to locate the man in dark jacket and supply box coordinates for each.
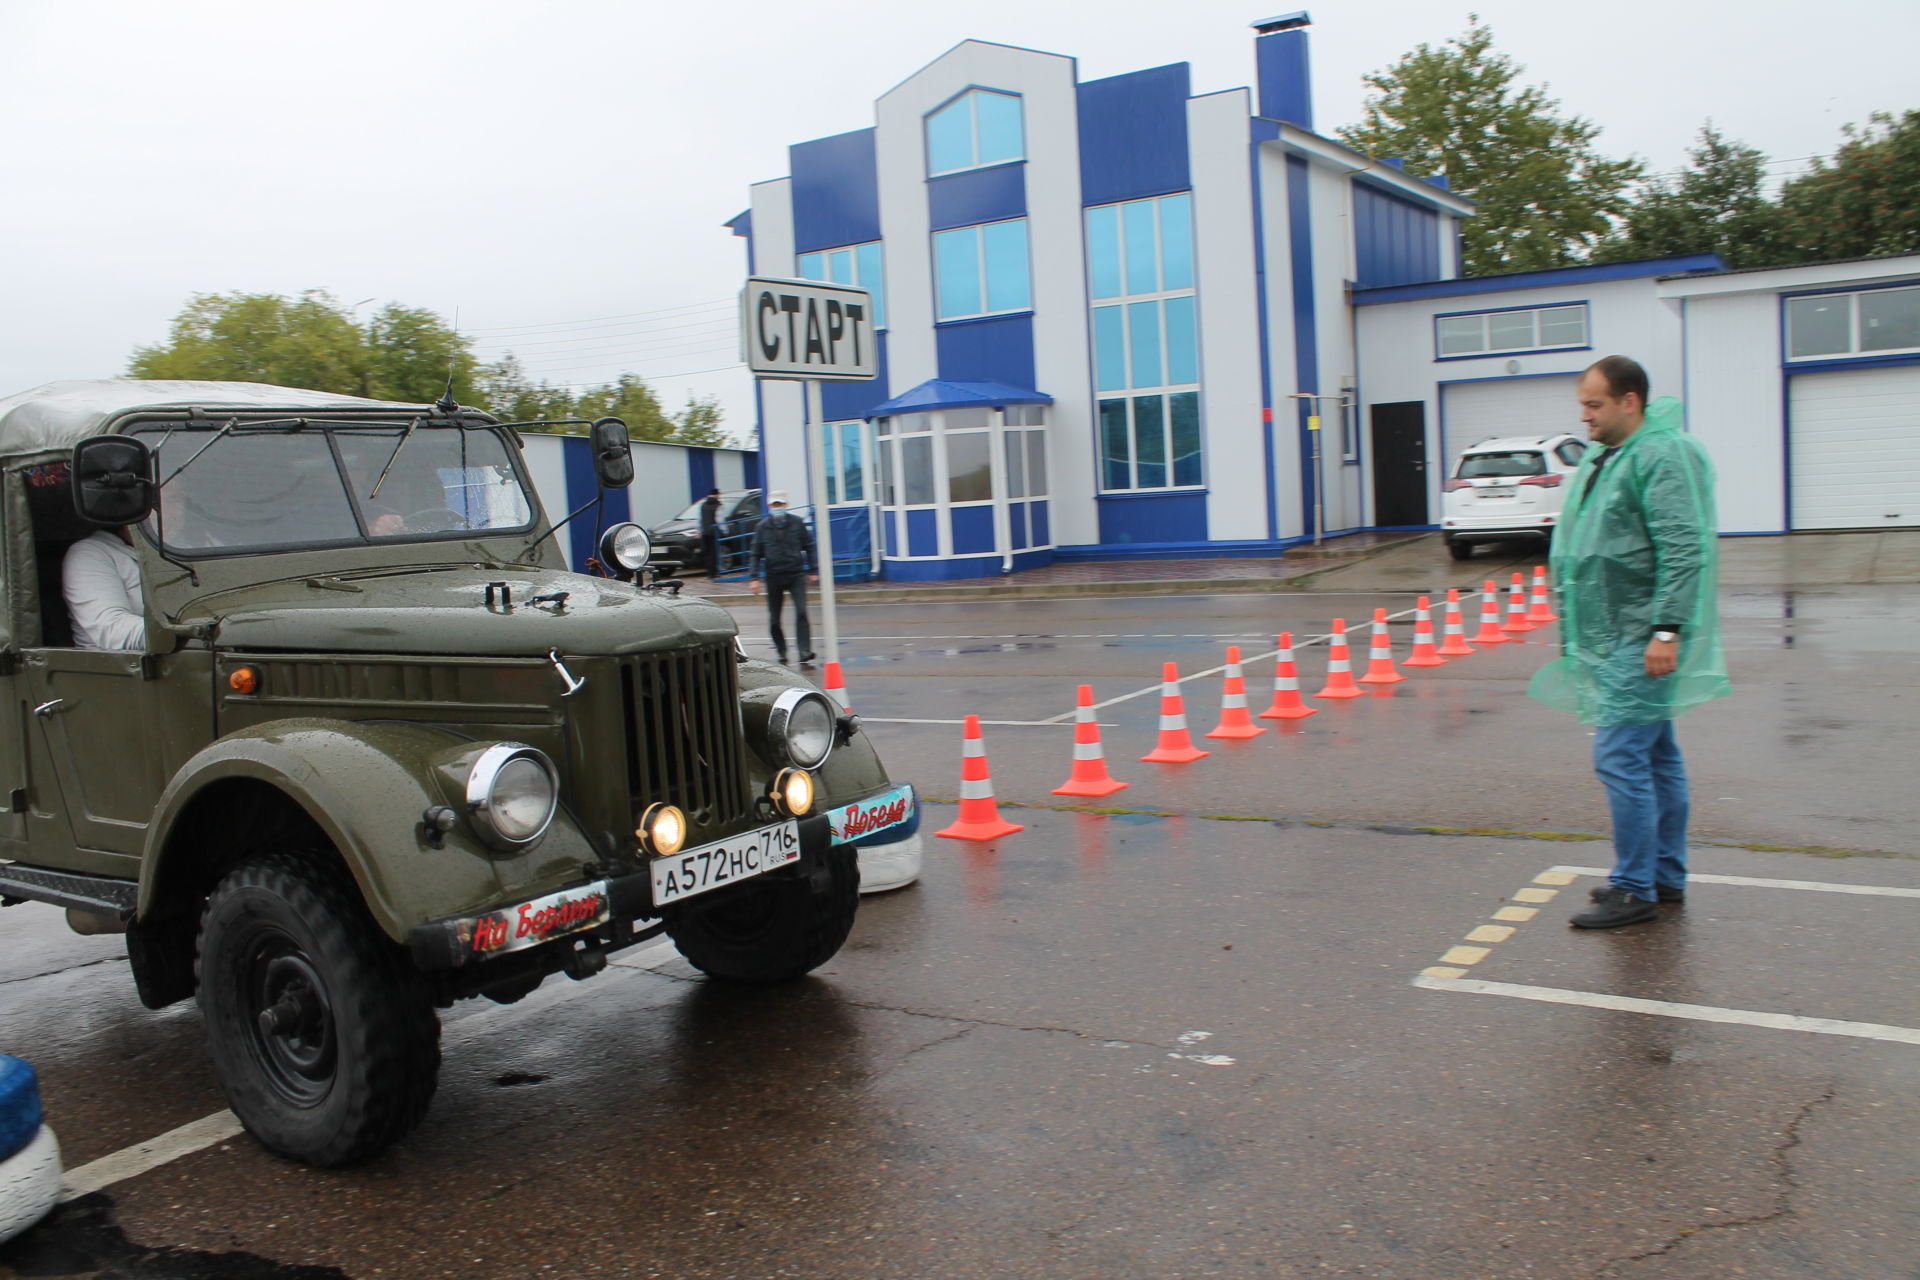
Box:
[748,491,818,664]
[697,488,722,577]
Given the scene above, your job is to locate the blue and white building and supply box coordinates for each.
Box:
[732,15,1919,579]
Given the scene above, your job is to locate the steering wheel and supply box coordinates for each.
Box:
[404,507,471,532]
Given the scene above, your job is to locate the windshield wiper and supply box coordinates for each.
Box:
[365,414,426,501]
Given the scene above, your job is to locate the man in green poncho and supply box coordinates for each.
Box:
[1529,356,1731,929]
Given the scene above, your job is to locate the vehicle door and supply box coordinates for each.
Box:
[21,644,159,876]
[724,492,763,569]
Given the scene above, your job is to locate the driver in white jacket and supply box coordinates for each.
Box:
[63,528,144,650]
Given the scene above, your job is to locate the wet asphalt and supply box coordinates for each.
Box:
[3,533,1917,1279]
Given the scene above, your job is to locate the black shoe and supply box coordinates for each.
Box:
[776,652,789,664]
[1570,885,1659,929]
[1589,883,1685,905]
[798,651,817,664]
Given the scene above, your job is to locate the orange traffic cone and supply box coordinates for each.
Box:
[1527,565,1557,622]
[822,661,852,711]
[937,715,1025,841]
[1437,588,1476,656]
[1316,619,1364,698]
[1357,609,1407,684]
[1471,582,1510,646]
[1206,646,1268,739]
[1053,684,1129,797]
[1258,632,1318,719]
[1403,596,1448,666]
[1141,662,1210,763]
[1501,571,1536,633]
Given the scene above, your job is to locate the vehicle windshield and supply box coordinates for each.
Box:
[1456,450,1546,478]
[671,498,709,522]
[131,422,536,555]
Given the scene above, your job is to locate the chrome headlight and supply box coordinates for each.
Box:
[768,689,836,769]
[465,744,559,849]
[598,522,653,573]
[637,802,687,856]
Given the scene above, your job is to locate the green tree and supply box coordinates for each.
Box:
[1779,109,1920,261]
[1337,18,1642,275]
[128,290,484,402]
[670,394,730,447]
[1595,124,1789,268]
[476,354,580,426]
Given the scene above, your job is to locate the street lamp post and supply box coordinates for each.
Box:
[1286,391,1352,547]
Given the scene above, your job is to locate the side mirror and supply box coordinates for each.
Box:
[72,436,155,526]
[590,417,634,490]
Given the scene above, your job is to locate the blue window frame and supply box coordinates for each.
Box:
[934,219,1031,320]
[796,240,886,330]
[926,89,1024,176]
[1086,192,1201,491]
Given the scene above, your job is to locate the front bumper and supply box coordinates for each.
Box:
[407,783,917,972]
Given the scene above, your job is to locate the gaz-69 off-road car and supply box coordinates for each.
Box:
[0,380,920,1166]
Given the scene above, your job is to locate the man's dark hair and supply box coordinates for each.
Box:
[1586,355,1649,407]
[707,488,720,497]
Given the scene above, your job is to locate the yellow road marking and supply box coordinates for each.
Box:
[1440,945,1491,966]
[1513,887,1558,903]
[1533,871,1578,886]
[1493,906,1538,922]
[1421,966,1469,980]
[1467,924,1515,943]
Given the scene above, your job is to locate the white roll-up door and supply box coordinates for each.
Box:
[1440,376,1581,468]
[1789,365,1920,530]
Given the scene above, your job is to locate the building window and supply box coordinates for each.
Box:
[820,420,866,506]
[926,89,1024,176]
[1087,193,1201,491]
[796,241,886,330]
[1434,304,1589,358]
[1787,286,1920,359]
[934,219,1031,320]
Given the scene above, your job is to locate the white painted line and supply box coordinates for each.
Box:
[62,938,691,1199]
[61,1110,245,1201]
[1551,865,1920,899]
[1413,975,1920,1047]
[857,717,1072,727]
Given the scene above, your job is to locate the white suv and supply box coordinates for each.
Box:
[1441,434,1588,560]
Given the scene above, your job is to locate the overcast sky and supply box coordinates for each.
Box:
[3,0,1914,439]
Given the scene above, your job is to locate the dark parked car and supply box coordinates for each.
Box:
[648,489,762,575]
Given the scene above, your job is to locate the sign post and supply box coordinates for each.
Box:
[741,277,878,667]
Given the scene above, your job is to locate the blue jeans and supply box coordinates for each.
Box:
[1593,720,1690,900]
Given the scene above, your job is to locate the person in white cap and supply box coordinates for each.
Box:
[748,491,819,663]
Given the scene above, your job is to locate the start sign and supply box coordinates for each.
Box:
[742,278,878,382]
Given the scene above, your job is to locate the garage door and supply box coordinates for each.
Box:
[1440,376,1580,470]
[1790,365,1920,530]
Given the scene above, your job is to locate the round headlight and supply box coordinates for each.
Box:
[768,689,836,769]
[638,802,687,857]
[598,522,653,573]
[465,744,558,849]
[773,767,815,817]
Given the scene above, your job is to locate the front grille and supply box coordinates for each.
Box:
[620,644,751,833]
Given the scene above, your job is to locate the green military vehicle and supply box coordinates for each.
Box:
[0,380,919,1166]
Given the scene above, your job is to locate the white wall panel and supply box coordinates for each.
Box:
[1189,89,1265,542]
[1682,292,1782,533]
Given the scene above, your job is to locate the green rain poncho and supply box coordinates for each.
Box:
[1528,396,1731,726]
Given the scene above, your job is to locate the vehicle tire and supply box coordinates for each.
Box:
[1446,538,1474,561]
[665,843,859,983]
[196,853,441,1167]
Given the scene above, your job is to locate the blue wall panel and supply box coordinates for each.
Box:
[1078,64,1192,208]
[790,128,881,254]
[1008,501,1028,550]
[1353,181,1440,288]
[1096,491,1208,545]
[822,332,891,422]
[883,509,897,555]
[950,505,996,554]
[1287,155,1320,533]
[1032,499,1049,548]
[558,434,631,571]
[928,164,1027,231]
[686,447,716,501]
[1256,29,1312,127]
[935,314,1036,389]
[906,508,939,557]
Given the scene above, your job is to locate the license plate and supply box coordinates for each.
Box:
[1479,486,1517,498]
[650,820,800,907]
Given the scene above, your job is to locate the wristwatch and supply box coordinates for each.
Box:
[1652,631,1680,644]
